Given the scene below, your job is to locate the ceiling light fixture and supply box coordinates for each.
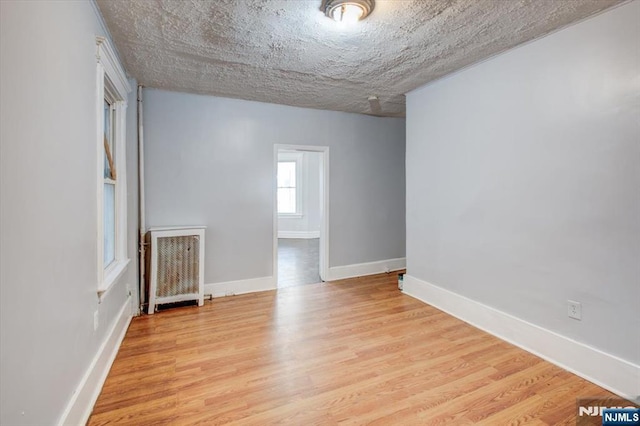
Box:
[323,0,374,24]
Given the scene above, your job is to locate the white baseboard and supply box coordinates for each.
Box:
[58,296,133,426]
[277,231,320,239]
[205,276,276,298]
[328,257,406,281]
[403,275,640,403]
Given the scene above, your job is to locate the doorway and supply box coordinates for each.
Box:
[274,145,329,287]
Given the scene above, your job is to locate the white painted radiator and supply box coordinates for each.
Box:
[147,226,205,314]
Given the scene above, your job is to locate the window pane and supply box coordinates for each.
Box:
[104,183,116,267]
[277,161,296,188]
[104,100,113,179]
[278,188,296,214]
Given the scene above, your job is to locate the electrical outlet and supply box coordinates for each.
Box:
[568,300,582,320]
[94,311,99,331]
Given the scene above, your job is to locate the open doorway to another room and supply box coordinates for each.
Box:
[274,146,329,288]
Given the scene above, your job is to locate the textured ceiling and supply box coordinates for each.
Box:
[97,0,623,117]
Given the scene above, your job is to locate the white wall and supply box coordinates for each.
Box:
[306,152,322,235]
[406,0,639,368]
[0,1,138,424]
[278,151,322,238]
[143,88,406,285]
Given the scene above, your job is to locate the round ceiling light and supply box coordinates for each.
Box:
[323,0,374,24]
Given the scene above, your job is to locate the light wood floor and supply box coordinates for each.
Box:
[89,273,619,425]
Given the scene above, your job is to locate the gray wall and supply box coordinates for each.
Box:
[143,89,406,284]
[0,1,138,424]
[406,1,639,364]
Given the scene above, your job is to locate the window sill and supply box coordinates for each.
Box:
[98,258,131,300]
[279,213,304,219]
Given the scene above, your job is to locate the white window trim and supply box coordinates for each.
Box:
[277,152,304,218]
[96,36,132,296]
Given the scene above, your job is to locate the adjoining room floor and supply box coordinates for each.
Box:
[277,238,321,288]
[89,273,622,425]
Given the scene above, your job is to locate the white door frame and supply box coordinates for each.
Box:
[274,144,330,284]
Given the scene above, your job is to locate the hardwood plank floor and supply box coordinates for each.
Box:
[89,273,620,425]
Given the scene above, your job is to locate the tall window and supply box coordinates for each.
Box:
[277,161,297,214]
[103,97,116,267]
[96,36,131,294]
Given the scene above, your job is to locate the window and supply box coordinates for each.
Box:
[96,36,131,294]
[103,98,116,268]
[277,161,298,214]
[277,152,304,216]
